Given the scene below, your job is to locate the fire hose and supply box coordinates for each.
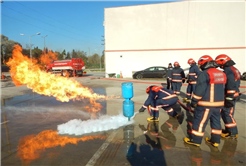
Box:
[177,100,194,113]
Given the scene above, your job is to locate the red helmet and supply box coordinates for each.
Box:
[146,86,152,94]
[173,61,179,66]
[187,58,195,64]
[215,54,231,65]
[198,55,213,65]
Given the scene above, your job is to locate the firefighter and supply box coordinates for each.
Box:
[166,63,173,90]
[139,85,181,122]
[183,58,201,102]
[215,54,241,139]
[184,55,227,147]
[171,61,185,95]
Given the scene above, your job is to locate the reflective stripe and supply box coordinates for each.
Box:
[191,129,204,137]
[227,90,236,94]
[193,94,202,100]
[198,109,209,132]
[173,73,181,75]
[210,83,214,102]
[189,73,196,75]
[187,93,191,96]
[172,79,182,82]
[225,123,237,127]
[190,81,197,84]
[157,104,169,108]
[176,92,180,94]
[151,107,159,111]
[143,105,147,108]
[162,94,177,100]
[211,129,222,135]
[197,101,224,107]
[234,92,239,97]
[159,89,171,96]
[166,108,173,113]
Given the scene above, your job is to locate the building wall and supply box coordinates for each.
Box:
[104,1,245,78]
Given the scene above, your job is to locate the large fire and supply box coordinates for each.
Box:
[16,130,106,165]
[6,45,111,112]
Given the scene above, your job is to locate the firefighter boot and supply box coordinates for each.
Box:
[184,137,200,147]
[221,133,238,139]
[147,117,159,122]
[205,137,219,147]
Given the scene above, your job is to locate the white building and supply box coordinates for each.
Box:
[104,0,245,78]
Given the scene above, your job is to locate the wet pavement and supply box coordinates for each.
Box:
[1,72,246,166]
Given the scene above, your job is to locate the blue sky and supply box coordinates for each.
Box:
[1,0,177,55]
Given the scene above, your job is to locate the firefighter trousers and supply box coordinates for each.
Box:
[186,83,196,99]
[191,106,222,144]
[172,82,182,95]
[151,97,178,118]
[221,101,238,135]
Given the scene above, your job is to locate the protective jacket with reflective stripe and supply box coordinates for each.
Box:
[191,67,227,108]
[143,86,176,108]
[188,64,201,83]
[171,67,185,82]
[223,66,241,99]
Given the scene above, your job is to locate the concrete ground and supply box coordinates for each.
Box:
[1,72,246,166]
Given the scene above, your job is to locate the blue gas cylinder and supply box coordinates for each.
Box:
[123,100,134,120]
[122,82,133,100]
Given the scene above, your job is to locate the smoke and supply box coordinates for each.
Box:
[57,113,138,136]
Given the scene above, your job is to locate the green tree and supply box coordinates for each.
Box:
[1,34,21,64]
[66,52,71,59]
[32,46,42,60]
[72,49,78,58]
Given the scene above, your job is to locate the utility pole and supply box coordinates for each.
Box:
[41,35,48,51]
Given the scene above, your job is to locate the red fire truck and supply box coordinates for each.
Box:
[46,58,85,77]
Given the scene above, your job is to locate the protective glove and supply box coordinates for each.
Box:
[225,98,234,108]
[139,107,146,113]
[190,101,197,108]
[182,79,185,83]
[186,79,189,83]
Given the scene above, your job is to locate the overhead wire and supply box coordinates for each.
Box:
[1,13,88,43]
[2,4,98,40]
[13,1,99,39]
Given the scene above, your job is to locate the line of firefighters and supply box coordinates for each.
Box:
[138,54,241,147]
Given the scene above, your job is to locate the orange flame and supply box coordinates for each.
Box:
[16,130,106,165]
[6,45,110,112]
[39,49,58,70]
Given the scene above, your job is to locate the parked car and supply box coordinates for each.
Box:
[132,66,167,79]
[241,72,246,80]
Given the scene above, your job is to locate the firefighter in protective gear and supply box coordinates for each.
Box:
[215,54,240,139]
[166,63,173,90]
[184,55,227,147]
[183,58,201,103]
[139,85,180,122]
[171,61,185,95]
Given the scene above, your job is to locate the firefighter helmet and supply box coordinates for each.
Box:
[173,61,180,66]
[215,54,231,65]
[187,58,195,64]
[198,55,213,66]
[146,86,153,94]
